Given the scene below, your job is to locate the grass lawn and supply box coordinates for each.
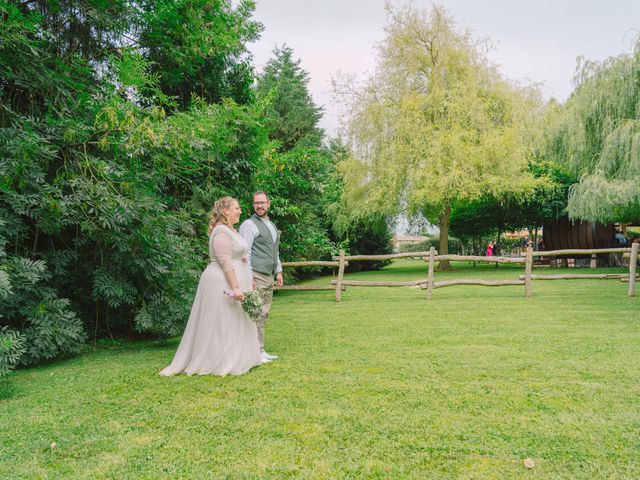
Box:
[1,260,639,479]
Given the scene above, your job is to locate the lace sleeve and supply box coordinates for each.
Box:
[212,229,235,273]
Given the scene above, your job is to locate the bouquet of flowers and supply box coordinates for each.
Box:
[223,289,263,322]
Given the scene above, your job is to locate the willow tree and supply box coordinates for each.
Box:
[551,39,640,222]
[336,4,540,268]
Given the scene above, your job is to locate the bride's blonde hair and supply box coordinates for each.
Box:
[208,196,237,234]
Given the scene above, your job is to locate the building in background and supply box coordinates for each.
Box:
[391,235,430,253]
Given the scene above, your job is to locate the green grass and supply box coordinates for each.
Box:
[1,261,639,479]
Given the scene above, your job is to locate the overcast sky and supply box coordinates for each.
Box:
[248,0,640,137]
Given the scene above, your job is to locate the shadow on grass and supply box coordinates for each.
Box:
[86,336,178,353]
[0,378,20,400]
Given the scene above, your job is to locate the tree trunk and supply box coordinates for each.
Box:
[495,226,502,269]
[437,203,452,271]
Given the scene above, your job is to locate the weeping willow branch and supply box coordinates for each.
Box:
[558,38,640,221]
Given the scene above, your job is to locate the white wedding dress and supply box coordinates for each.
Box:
[160,225,261,376]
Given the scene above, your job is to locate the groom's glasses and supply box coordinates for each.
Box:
[253,201,268,205]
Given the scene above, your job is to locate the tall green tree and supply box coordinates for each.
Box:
[450,160,575,253]
[140,0,263,108]
[253,46,333,266]
[323,139,393,270]
[253,46,392,268]
[335,4,540,268]
[0,0,268,365]
[550,39,640,222]
[255,45,323,151]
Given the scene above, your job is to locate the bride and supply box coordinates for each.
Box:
[160,196,262,376]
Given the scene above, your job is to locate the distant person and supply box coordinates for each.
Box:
[486,241,494,257]
[614,233,628,247]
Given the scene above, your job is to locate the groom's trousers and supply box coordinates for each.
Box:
[252,270,274,352]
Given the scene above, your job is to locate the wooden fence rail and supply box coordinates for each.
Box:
[434,254,525,264]
[331,251,434,261]
[281,260,345,267]
[276,244,639,302]
[521,247,630,257]
[431,279,525,289]
[332,279,423,287]
[518,273,638,281]
[275,253,349,296]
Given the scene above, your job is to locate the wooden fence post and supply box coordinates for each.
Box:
[629,242,638,297]
[524,246,533,298]
[335,249,346,302]
[427,247,435,300]
[590,254,597,268]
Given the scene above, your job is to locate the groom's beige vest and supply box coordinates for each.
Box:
[250,214,280,276]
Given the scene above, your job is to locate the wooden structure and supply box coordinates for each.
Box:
[274,251,348,299]
[275,244,638,302]
[517,246,638,297]
[543,218,615,252]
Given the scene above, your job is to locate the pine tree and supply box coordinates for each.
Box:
[255,45,323,151]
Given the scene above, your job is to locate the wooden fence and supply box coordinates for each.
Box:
[275,256,348,302]
[274,243,639,302]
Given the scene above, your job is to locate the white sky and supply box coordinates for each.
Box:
[248,0,640,137]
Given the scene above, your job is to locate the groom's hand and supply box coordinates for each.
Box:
[276,272,283,287]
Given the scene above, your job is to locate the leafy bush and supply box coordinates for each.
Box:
[0,1,382,369]
[0,254,85,365]
[340,218,393,272]
[0,2,266,364]
[0,327,26,378]
[499,236,528,253]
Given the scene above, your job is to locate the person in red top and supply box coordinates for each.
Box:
[486,241,494,256]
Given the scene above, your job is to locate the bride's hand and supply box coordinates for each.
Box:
[233,287,244,301]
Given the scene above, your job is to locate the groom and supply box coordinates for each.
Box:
[239,191,283,363]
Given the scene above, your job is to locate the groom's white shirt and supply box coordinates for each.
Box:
[239,216,283,278]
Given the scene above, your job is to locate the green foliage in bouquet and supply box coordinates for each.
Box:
[240,290,263,323]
